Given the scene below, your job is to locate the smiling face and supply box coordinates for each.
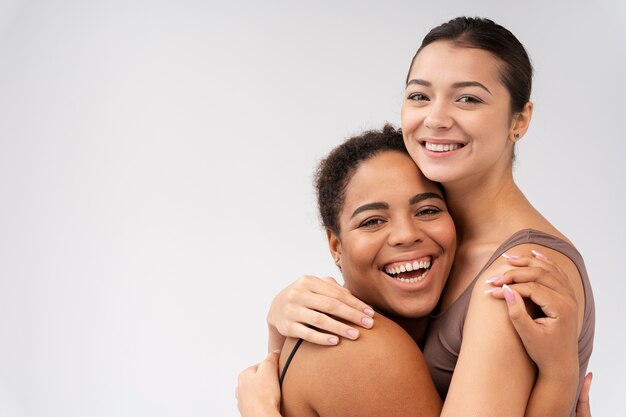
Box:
[328,151,456,318]
[401,41,532,186]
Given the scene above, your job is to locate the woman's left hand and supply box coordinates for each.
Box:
[236,352,282,417]
[486,250,579,379]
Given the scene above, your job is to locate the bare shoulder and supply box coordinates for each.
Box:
[279,314,441,417]
[473,241,585,329]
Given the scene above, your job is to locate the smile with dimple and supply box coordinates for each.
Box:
[384,258,432,283]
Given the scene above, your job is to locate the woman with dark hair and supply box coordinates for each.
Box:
[238,17,594,417]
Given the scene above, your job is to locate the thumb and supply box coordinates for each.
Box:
[259,350,280,373]
[502,284,537,343]
[576,372,592,414]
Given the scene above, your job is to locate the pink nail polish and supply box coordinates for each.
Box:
[363,307,375,317]
[485,274,503,283]
[503,284,516,305]
[531,250,548,260]
[502,253,521,260]
[361,317,374,328]
[347,329,359,339]
[328,336,339,345]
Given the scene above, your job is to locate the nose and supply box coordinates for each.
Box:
[424,101,452,130]
[388,216,424,247]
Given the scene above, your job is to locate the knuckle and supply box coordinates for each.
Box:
[322,297,339,312]
[311,311,325,326]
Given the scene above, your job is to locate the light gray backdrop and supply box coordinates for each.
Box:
[0,0,624,416]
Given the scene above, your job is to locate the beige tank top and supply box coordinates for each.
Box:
[422,229,595,413]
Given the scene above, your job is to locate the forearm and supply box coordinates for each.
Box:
[524,372,578,417]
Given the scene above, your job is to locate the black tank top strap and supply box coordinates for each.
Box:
[279,338,305,388]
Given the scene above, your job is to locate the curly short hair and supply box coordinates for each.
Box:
[315,124,408,235]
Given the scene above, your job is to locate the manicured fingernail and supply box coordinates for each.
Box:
[483,288,496,294]
[531,250,548,260]
[328,336,339,345]
[363,307,375,317]
[361,317,374,328]
[347,328,359,339]
[485,274,503,283]
[502,253,521,260]
[503,284,515,305]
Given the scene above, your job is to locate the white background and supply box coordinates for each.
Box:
[0,1,624,416]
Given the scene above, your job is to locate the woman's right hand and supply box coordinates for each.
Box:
[267,275,375,346]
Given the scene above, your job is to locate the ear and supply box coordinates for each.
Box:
[509,101,533,142]
[326,229,342,266]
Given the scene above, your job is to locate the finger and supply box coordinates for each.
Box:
[501,284,541,344]
[279,294,371,340]
[508,281,572,312]
[315,276,375,317]
[486,266,570,294]
[257,351,280,374]
[501,250,556,267]
[302,292,375,330]
[501,251,569,284]
[283,322,342,346]
[288,276,374,324]
[576,372,592,416]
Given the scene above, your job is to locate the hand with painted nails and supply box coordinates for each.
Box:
[486,250,579,377]
[266,275,375,351]
[236,351,282,417]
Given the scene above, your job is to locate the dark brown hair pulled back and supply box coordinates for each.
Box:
[406,16,533,113]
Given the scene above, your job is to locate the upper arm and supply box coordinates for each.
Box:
[441,257,536,417]
[281,316,442,417]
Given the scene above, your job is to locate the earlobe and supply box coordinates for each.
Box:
[509,101,533,141]
[326,229,342,266]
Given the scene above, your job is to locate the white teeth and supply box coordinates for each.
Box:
[394,270,428,283]
[384,259,431,276]
[425,142,461,152]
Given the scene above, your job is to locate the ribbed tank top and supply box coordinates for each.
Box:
[423,229,595,415]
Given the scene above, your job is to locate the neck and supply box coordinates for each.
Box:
[383,311,429,345]
[443,165,533,245]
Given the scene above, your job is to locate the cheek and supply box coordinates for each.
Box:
[401,105,421,133]
[427,219,457,255]
[342,236,378,271]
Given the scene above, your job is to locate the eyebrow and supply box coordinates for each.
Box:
[350,192,444,219]
[406,79,492,95]
[409,192,444,205]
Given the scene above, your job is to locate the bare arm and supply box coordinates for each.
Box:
[281,314,442,417]
[442,262,536,416]
[489,251,581,417]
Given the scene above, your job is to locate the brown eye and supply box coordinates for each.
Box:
[416,207,442,217]
[408,93,429,101]
[359,218,385,228]
[458,95,483,104]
